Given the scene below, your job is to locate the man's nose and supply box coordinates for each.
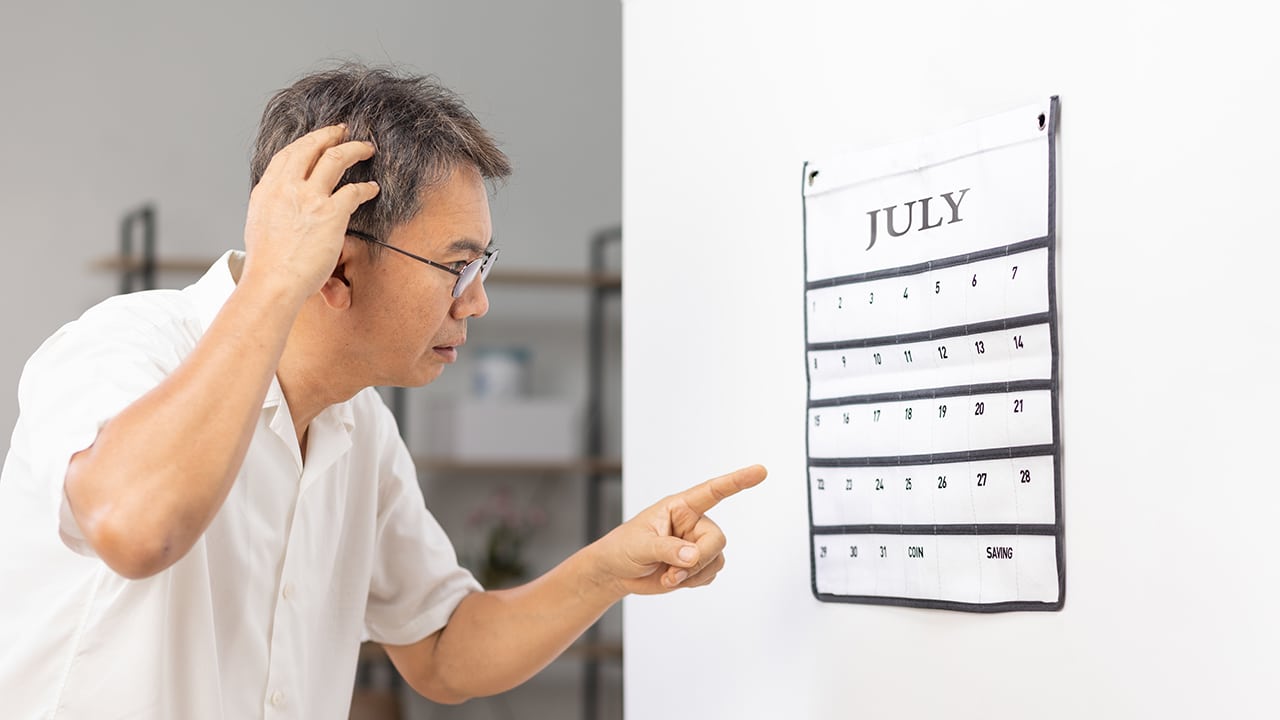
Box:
[452,276,489,319]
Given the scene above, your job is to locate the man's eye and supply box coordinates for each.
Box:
[448,260,470,272]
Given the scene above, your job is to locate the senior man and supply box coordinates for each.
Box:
[0,65,764,718]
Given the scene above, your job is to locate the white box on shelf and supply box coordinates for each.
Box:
[422,397,581,463]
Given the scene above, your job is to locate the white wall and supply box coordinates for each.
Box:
[0,0,620,446]
[623,1,1278,717]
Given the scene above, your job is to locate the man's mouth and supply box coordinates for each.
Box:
[433,338,464,362]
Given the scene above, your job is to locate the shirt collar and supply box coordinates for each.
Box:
[184,251,287,409]
[184,249,350,417]
[185,250,241,337]
[183,251,357,477]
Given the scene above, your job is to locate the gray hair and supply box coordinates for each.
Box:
[250,63,512,247]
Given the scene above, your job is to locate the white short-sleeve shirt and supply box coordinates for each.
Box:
[0,251,480,719]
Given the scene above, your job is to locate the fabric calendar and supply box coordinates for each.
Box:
[803,97,1063,612]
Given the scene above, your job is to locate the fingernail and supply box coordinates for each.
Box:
[672,570,689,585]
[678,546,697,564]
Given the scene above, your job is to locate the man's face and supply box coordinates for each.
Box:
[352,164,493,387]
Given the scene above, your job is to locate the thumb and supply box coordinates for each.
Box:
[643,535,700,569]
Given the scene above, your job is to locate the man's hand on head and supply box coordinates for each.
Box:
[591,464,767,597]
[241,124,381,304]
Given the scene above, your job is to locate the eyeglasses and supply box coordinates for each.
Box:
[347,229,498,298]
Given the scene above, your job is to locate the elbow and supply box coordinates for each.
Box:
[407,669,474,705]
[66,464,180,580]
[420,689,471,706]
[388,639,478,705]
[85,512,178,580]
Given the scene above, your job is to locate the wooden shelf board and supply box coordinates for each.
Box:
[92,256,212,274]
[562,640,623,661]
[488,269,621,289]
[415,457,623,475]
[92,256,620,288]
[358,639,621,665]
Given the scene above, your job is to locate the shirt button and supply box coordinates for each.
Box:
[270,690,284,706]
[282,583,295,600]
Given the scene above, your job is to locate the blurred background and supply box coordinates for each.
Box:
[0,1,622,719]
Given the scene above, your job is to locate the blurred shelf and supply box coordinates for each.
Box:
[92,256,213,274]
[103,217,623,720]
[563,640,623,662]
[414,457,622,475]
[358,641,390,664]
[487,270,621,290]
[359,640,621,665]
[92,256,620,289]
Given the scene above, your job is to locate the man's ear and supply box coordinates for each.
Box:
[319,236,362,310]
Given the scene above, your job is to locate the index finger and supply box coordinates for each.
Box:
[261,124,350,182]
[678,464,767,515]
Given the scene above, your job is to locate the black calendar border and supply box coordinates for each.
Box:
[803,96,1064,613]
[809,442,1054,468]
[1046,96,1065,613]
[807,310,1051,353]
[809,378,1052,410]
[804,235,1049,291]
[812,523,1056,536]
[811,594,1061,614]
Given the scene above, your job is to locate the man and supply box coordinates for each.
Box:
[0,65,765,718]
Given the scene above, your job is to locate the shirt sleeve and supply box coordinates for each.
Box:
[15,294,194,556]
[362,402,482,645]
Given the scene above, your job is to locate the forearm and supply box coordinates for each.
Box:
[401,542,624,702]
[61,125,379,579]
[65,278,304,578]
[393,465,769,702]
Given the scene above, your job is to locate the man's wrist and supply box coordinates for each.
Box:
[577,538,629,606]
[233,268,312,319]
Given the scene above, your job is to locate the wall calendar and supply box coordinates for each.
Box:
[803,97,1063,612]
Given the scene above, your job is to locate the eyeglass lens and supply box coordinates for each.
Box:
[453,249,499,298]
